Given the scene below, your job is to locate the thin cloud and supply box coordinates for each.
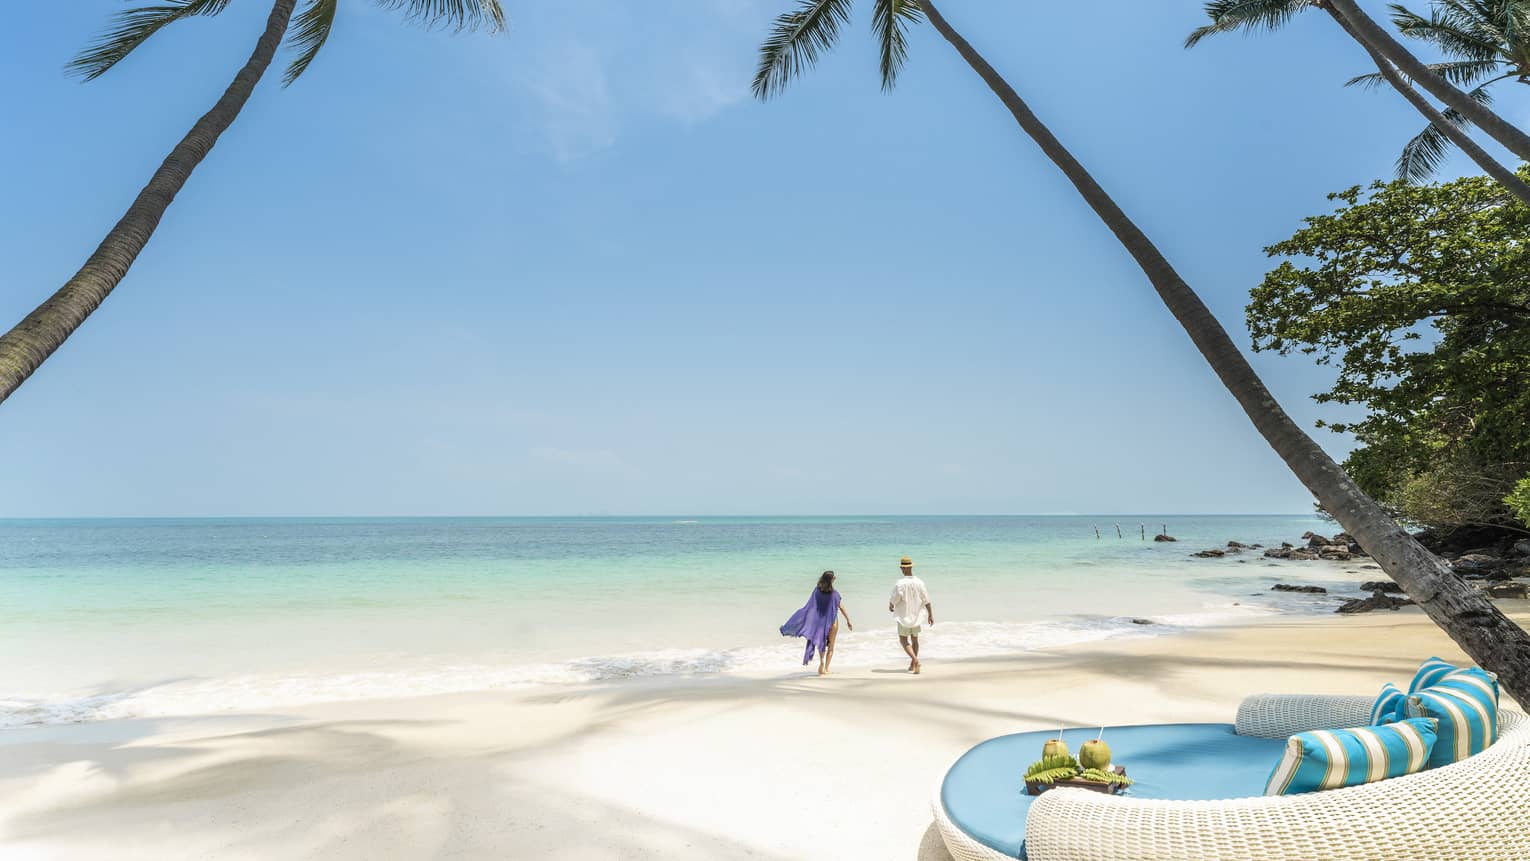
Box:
[503,1,764,160]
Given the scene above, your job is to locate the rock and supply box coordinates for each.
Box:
[1361,564,1380,570]
[1336,590,1415,614]
[1227,541,1249,550]
[1192,548,1226,558]
[1289,548,1320,561]
[1487,578,1523,599]
[1307,533,1333,549]
[1485,582,1529,600]
[1360,581,1405,594]
[1513,539,1530,558]
[1263,547,1292,559]
[1272,583,1327,594]
[1130,618,1154,625]
[1281,542,1294,548]
[1318,545,1352,561]
[1250,543,1264,549]
[1153,534,1177,542]
[1451,553,1506,576]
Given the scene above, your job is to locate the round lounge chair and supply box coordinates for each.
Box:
[931,694,1530,861]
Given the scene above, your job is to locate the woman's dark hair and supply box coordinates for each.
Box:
[817,570,836,593]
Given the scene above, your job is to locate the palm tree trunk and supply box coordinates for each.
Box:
[0,0,297,408]
[1326,8,1530,205]
[1326,0,1530,167]
[920,0,1530,706]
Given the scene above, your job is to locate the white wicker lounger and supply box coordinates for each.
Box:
[931,694,1530,861]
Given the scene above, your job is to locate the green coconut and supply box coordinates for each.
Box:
[1078,738,1112,771]
[1041,737,1070,760]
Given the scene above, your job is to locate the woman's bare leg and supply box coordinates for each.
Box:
[823,621,839,674]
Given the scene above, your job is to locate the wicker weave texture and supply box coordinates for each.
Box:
[930,695,1529,861]
[1233,693,1375,738]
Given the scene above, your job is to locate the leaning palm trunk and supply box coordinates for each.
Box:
[919,0,1530,706]
[1326,0,1530,168]
[0,0,297,407]
[1324,6,1530,206]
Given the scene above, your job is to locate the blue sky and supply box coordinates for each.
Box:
[0,1,1520,517]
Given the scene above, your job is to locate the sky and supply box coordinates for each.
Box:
[0,1,1522,517]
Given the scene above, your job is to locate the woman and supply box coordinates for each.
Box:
[780,570,853,675]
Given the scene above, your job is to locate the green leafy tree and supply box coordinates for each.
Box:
[0,0,506,407]
[1249,172,1530,535]
[753,0,1530,703]
[1188,0,1530,202]
[1508,477,1530,526]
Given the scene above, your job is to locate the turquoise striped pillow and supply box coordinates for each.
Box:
[1409,656,1458,693]
[1407,667,1499,768]
[1264,718,1438,796]
[1370,682,1406,725]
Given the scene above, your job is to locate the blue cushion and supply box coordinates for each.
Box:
[1407,667,1499,768]
[1264,718,1437,795]
[1408,656,1458,693]
[940,724,1287,859]
[1370,682,1406,725]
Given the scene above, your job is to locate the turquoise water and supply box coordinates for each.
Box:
[0,515,1368,726]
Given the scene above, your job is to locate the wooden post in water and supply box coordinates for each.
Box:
[1115,523,1122,539]
[1140,523,1145,540]
[1093,524,1100,539]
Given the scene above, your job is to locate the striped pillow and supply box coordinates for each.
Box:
[1409,656,1459,693]
[1407,667,1500,769]
[1264,718,1438,796]
[1370,682,1406,725]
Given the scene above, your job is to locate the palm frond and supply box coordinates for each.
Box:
[752,0,854,100]
[372,0,506,34]
[1345,58,1505,88]
[1345,70,1388,89]
[1395,84,1494,182]
[1389,1,1502,60]
[1396,116,1459,182]
[872,0,923,91]
[284,0,338,85]
[68,0,233,81]
[1184,0,1314,48]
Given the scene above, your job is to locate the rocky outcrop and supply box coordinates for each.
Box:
[1272,583,1327,594]
[1192,548,1226,558]
[1485,582,1529,600]
[1360,580,1405,594]
[1269,531,1367,561]
[1153,534,1177,542]
[1337,590,1415,614]
[1513,539,1530,558]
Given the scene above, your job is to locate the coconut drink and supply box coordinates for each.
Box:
[1078,738,1112,771]
[1041,737,1070,760]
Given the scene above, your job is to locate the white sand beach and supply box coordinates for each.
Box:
[2,606,1523,861]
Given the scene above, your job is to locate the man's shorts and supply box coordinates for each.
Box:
[897,622,922,637]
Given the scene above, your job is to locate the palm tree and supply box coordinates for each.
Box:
[754,0,1530,704]
[1380,0,1530,179]
[0,0,506,408]
[1332,0,1530,165]
[1188,1,1530,201]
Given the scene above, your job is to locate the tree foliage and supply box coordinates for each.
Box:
[1250,171,1530,531]
[1508,476,1530,527]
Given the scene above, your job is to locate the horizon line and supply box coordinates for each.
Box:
[0,512,1323,521]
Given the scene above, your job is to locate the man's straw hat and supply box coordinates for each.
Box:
[900,556,915,568]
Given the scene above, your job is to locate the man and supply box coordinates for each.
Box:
[888,555,933,674]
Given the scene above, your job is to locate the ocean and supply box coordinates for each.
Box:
[0,514,1373,727]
